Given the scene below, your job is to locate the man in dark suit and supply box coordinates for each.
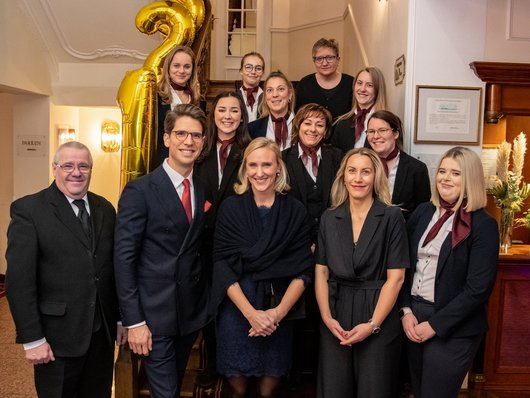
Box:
[5,141,126,398]
[114,104,210,398]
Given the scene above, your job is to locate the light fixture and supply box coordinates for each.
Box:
[101,120,121,152]
[57,126,77,145]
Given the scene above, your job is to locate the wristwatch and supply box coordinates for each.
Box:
[368,319,381,334]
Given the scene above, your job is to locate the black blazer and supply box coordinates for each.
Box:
[401,202,499,338]
[392,151,431,219]
[248,116,269,139]
[5,182,118,357]
[282,144,341,215]
[330,116,371,153]
[114,165,210,336]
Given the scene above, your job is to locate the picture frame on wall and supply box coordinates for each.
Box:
[414,85,483,145]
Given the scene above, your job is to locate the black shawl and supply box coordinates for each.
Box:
[210,191,313,315]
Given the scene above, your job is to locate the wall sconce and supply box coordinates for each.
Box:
[101,120,121,152]
[57,126,77,145]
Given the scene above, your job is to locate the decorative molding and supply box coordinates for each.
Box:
[507,0,530,42]
[21,0,149,61]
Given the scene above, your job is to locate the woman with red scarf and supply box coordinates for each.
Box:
[400,147,499,398]
[249,71,295,151]
[331,67,387,153]
[366,110,430,219]
[155,46,201,167]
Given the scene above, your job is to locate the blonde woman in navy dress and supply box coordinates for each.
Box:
[315,148,409,397]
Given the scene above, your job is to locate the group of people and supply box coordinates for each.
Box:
[5,37,499,398]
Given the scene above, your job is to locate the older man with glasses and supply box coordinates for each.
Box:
[6,141,126,398]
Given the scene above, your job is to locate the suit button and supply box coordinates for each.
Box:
[94,276,100,282]
[313,185,317,190]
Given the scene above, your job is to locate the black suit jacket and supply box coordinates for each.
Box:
[5,182,118,357]
[392,151,431,219]
[114,165,210,336]
[248,116,269,139]
[282,144,341,214]
[330,116,371,153]
[401,202,499,338]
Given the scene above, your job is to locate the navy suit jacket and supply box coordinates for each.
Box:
[114,165,210,336]
[401,202,499,338]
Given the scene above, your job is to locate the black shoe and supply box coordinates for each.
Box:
[195,369,219,388]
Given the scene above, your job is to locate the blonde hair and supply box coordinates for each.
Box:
[234,138,290,195]
[330,148,391,208]
[158,46,200,105]
[335,66,387,125]
[259,71,295,118]
[431,147,487,212]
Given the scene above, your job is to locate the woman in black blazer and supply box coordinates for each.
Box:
[366,110,430,219]
[194,90,251,387]
[400,147,499,398]
[282,103,341,245]
[315,148,409,397]
[248,70,295,151]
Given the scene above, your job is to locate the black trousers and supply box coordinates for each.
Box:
[407,298,482,398]
[142,331,198,398]
[34,328,114,398]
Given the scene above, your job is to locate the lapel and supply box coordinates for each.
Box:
[287,146,308,205]
[410,204,436,273]
[333,203,356,276]
[200,150,220,200]
[47,182,92,250]
[218,143,241,199]
[352,200,386,266]
[392,152,409,203]
[320,147,335,209]
[149,167,189,243]
[436,234,453,278]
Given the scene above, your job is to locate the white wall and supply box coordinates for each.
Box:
[405,0,489,172]
[0,1,52,95]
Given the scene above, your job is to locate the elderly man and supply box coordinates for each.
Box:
[6,141,126,398]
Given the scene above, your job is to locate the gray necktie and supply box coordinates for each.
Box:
[73,199,92,239]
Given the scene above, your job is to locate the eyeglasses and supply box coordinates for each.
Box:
[243,64,264,73]
[171,130,205,142]
[366,128,394,136]
[312,55,338,64]
[55,163,92,173]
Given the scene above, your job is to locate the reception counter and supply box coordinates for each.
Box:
[470,244,530,393]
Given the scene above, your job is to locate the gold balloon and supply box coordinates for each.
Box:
[117,1,202,187]
[157,1,205,37]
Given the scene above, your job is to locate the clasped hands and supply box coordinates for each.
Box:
[401,313,435,343]
[247,308,280,337]
[323,316,373,346]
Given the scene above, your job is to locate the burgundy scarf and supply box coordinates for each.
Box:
[218,137,236,172]
[243,86,259,110]
[170,82,194,103]
[299,142,320,177]
[422,198,471,249]
[379,147,399,176]
[352,106,372,143]
[271,114,288,148]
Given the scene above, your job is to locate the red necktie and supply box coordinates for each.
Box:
[379,147,399,176]
[353,107,372,143]
[218,137,236,172]
[271,114,288,148]
[182,178,192,223]
[243,86,259,110]
[299,142,319,177]
[171,82,194,103]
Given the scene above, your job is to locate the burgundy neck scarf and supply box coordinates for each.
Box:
[299,142,320,177]
[422,198,471,249]
[271,113,288,148]
[218,136,236,172]
[379,147,399,176]
[170,82,194,103]
[243,86,259,110]
[352,106,372,143]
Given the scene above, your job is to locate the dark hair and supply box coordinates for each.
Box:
[291,103,333,145]
[368,110,404,151]
[203,91,251,158]
[164,104,207,135]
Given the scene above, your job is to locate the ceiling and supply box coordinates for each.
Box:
[20,0,163,66]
